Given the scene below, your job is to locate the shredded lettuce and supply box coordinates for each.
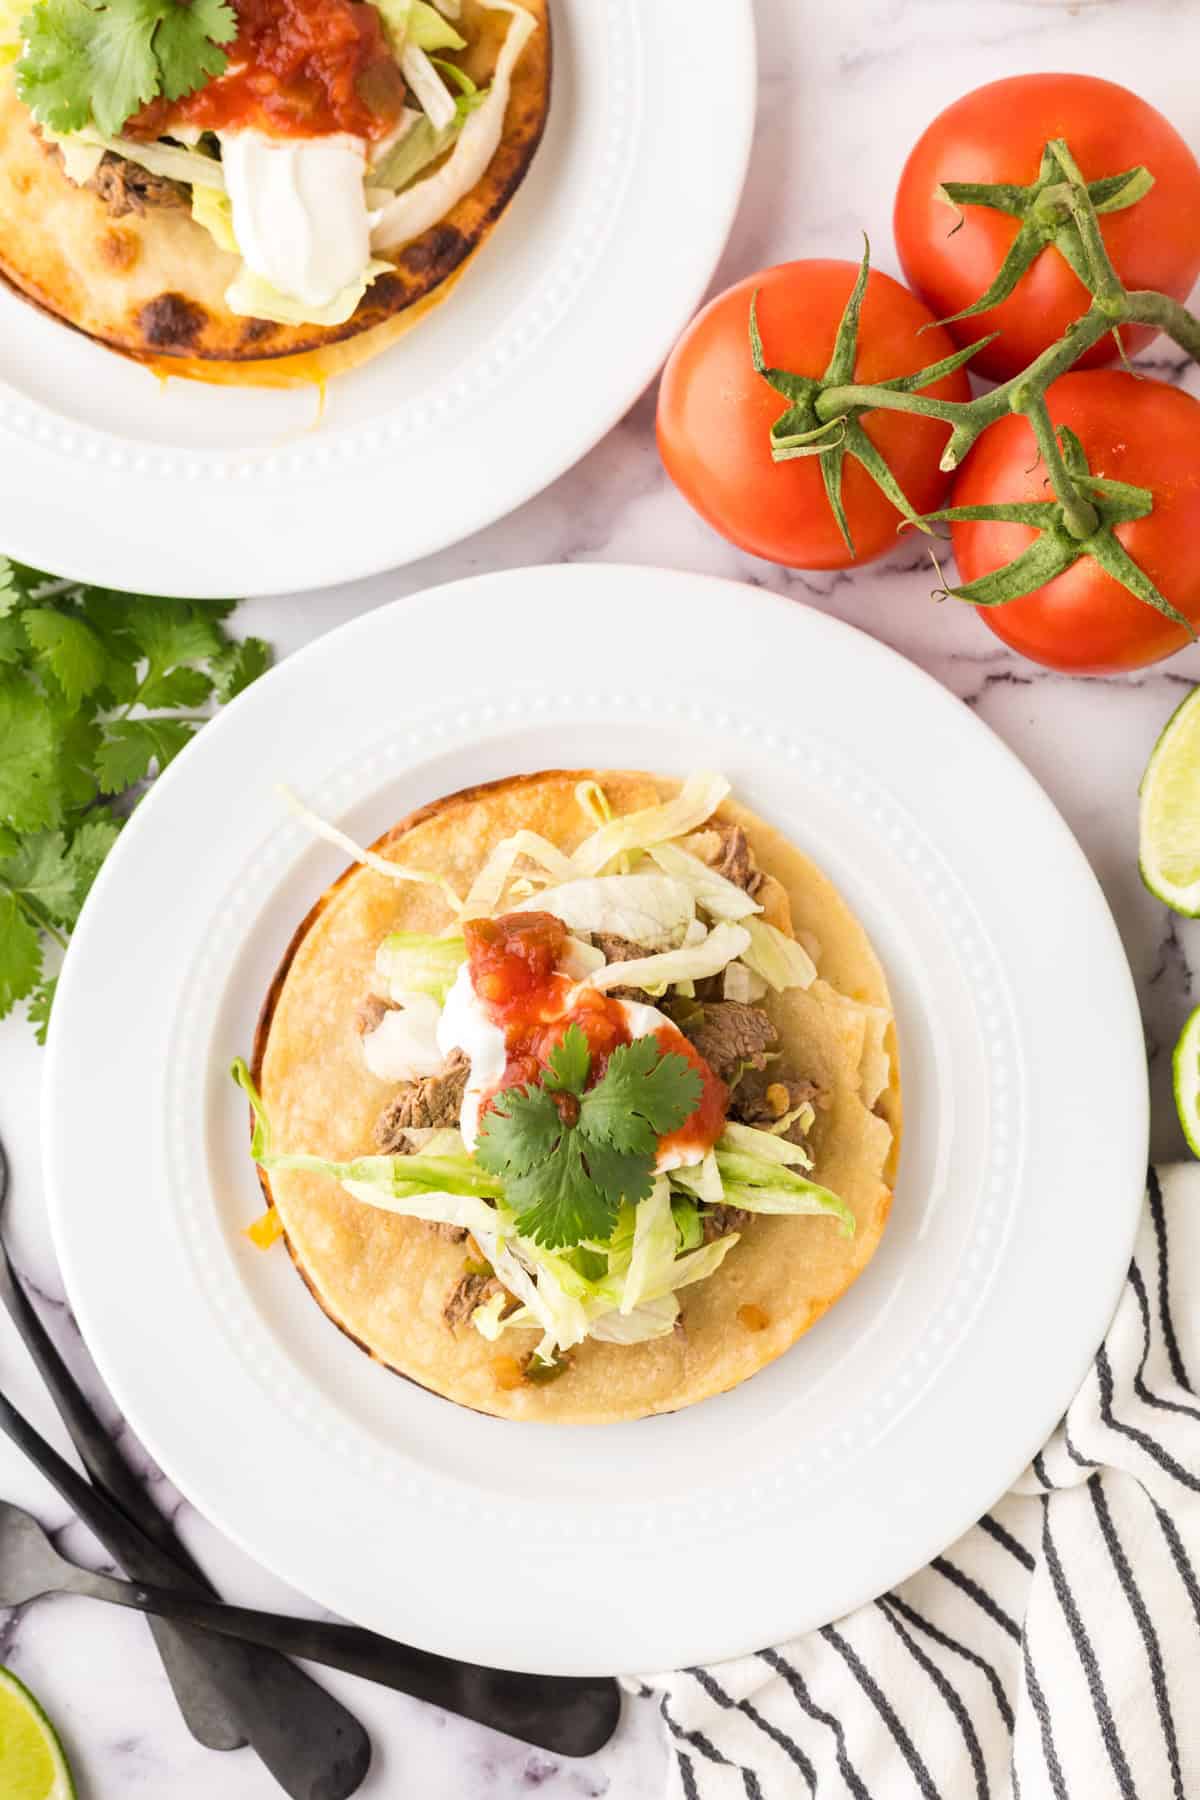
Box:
[462,830,575,918]
[42,129,106,184]
[741,916,817,992]
[374,0,537,249]
[723,960,767,1004]
[571,774,731,878]
[401,41,457,130]
[60,127,226,189]
[371,108,466,192]
[589,1295,680,1344]
[718,1121,809,1167]
[470,1289,512,1340]
[670,1148,723,1204]
[620,1178,676,1314]
[191,185,237,252]
[587,921,750,994]
[642,1234,740,1300]
[715,1142,853,1235]
[647,841,762,923]
[226,258,392,328]
[517,874,695,949]
[375,932,465,1003]
[671,1195,703,1252]
[0,0,22,64]
[278,787,465,914]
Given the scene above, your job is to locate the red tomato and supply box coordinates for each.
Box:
[656,261,971,571]
[950,371,1200,674]
[895,74,1200,382]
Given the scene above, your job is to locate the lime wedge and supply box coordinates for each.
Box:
[1174,1006,1200,1159]
[1140,687,1200,913]
[0,1667,75,1800]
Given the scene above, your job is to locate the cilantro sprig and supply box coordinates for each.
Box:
[0,556,270,1041]
[17,0,237,138]
[475,1025,702,1250]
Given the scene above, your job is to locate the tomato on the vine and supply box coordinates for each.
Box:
[895,74,1200,382]
[656,260,971,571]
[948,370,1200,675]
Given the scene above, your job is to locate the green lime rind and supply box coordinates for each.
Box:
[0,1665,76,1800]
[1139,686,1200,916]
[1173,1005,1200,1161]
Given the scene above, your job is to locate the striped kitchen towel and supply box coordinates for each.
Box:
[640,1167,1200,1799]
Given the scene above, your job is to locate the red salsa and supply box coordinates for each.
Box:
[127,0,406,143]
[464,912,728,1159]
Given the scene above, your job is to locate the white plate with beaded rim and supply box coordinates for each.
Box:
[44,564,1147,1675]
[0,0,754,600]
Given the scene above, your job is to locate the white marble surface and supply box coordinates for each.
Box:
[2,0,1199,1793]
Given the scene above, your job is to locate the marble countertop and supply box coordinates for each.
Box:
[2,0,1198,1793]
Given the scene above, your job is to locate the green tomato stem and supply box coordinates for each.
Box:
[1022,395,1100,540]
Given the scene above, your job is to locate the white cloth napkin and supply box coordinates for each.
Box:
[638,1167,1200,1799]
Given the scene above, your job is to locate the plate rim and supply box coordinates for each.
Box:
[43,564,1148,1672]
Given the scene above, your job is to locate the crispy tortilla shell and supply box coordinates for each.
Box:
[0,0,549,377]
[253,772,901,1424]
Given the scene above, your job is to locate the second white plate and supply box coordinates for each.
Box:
[44,565,1147,1674]
[0,0,755,596]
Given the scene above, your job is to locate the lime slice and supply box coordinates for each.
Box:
[1174,1005,1200,1159]
[1140,687,1200,913]
[0,1667,75,1800]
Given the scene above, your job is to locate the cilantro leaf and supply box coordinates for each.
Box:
[505,1133,620,1251]
[0,618,26,666]
[0,560,23,620]
[27,976,57,1045]
[540,1023,590,1095]
[210,635,272,702]
[476,1032,705,1250]
[65,813,122,919]
[0,552,268,1043]
[0,830,77,924]
[88,0,161,134]
[22,608,110,708]
[15,0,94,133]
[0,680,67,829]
[137,665,213,710]
[476,1084,566,1181]
[0,890,43,1017]
[155,0,235,101]
[95,717,195,792]
[579,1037,701,1151]
[17,0,236,138]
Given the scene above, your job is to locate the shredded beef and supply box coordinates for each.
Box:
[701,1204,751,1244]
[443,1269,501,1330]
[89,155,186,219]
[374,1047,470,1150]
[681,1001,777,1086]
[356,994,396,1036]
[592,932,656,1004]
[709,823,763,896]
[731,1070,827,1146]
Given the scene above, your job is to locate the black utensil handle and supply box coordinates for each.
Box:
[0,1253,212,1585]
[0,1387,372,1800]
[106,1576,621,1760]
[0,1256,251,1749]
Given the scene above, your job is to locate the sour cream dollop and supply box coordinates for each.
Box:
[219,130,371,308]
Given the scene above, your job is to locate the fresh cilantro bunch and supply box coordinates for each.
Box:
[0,556,270,1041]
[17,0,237,138]
[475,1025,701,1249]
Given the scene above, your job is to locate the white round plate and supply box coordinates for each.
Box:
[44,565,1147,1675]
[0,2,754,599]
